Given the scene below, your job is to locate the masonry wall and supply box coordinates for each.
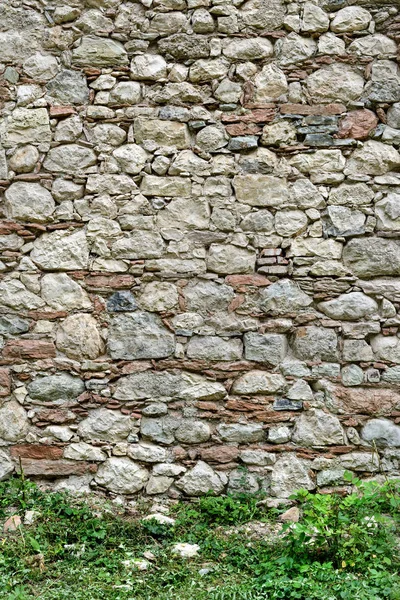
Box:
[1,0,400,498]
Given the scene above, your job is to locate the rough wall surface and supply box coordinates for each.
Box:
[1,0,400,499]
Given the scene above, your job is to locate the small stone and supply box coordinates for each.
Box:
[342,365,364,387]
[78,409,134,442]
[3,515,22,533]
[279,506,300,523]
[107,291,137,313]
[47,70,89,105]
[171,543,200,558]
[292,326,338,362]
[268,426,291,444]
[232,371,287,395]
[254,64,288,102]
[8,145,39,173]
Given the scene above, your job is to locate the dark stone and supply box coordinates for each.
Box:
[273,399,303,411]
[107,291,137,313]
[159,106,190,122]
[228,136,259,152]
[0,315,30,336]
[46,69,89,105]
[158,35,210,60]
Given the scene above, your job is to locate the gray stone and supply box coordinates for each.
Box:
[244,332,288,365]
[158,34,210,61]
[176,461,227,496]
[342,340,373,362]
[228,469,260,495]
[207,244,256,274]
[232,371,287,395]
[0,279,44,310]
[5,182,55,223]
[362,419,400,448]
[349,35,397,58]
[64,443,107,462]
[156,197,210,230]
[346,141,400,176]
[254,64,288,102]
[114,371,183,401]
[184,280,234,313]
[47,70,89,105]
[343,238,400,278]
[109,81,141,105]
[112,232,166,259]
[306,64,364,103]
[140,416,178,445]
[223,38,273,60]
[292,326,338,361]
[175,420,211,444]
[95,458,148,494]
[0,315,30,336]
[146,476,174,495]
[270,454,315,497]
[187,336,243,361]
[1,108,51,149]
[0,401,28,443]
[44,144,97,174]
[342,365,364,387]
[23,53,59,81]
[141,176,190,197]
[268,426,291,444]
[78,409,134,442]
[241,0,286,31]
[107,291,137,313]
[108,313,175,360]
[57,314,104,361]
[292,409,345,446]
[0,449,14,482]
[233,174,289,207]
[8,145,39,173]
[318,292,378,321]
[72,36,128,67]
[371,335,400,364]
[112,144,148,175]
[216,423,264,443]
[276,33,317,66]
[331,6,371,33]
[260,279,312,315]
[27,374,84,403]
[127,443,168,463]
[240,450,276,466]
[41,273,91,311]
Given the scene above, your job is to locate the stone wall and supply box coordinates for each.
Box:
[1,0,400,499]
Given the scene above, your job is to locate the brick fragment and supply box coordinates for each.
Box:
[2,340,56,360]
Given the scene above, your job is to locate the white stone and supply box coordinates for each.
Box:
[130,54,167,80]
[31,230,89,270]
[254,64,288,102]
[95,457,149,494]
[306,64,364,103]
[112,144,148,174]
[56,314,104,360]
[331,7,371,33]
[171,543,200,558]
[346,141,400,176]
[5,182,55,223]
[78,409,134,442]
[64,443,107,462]
[0,401,28,443]
[176,461,227,496]
[232,371,287,395]
[41,273,91,311]
[23,53,59,81]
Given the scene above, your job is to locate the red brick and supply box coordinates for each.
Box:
[0,367,11,397]
[337,109,378,140]
[225,123,261,136]
[84,274,137,290]
[280,103,346,116]
[331,386,400,416]
[33,409,77,424]
[2,340,56,360]
[200,446,239,463]
[11,445,63,460]
[222,108,276,123]
[16,459,97,477]
[49,105,76,118]
[225,274,271,288]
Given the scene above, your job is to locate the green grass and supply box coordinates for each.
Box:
[1,474,400,600]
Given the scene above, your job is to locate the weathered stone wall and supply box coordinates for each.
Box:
[1,0,400,499]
